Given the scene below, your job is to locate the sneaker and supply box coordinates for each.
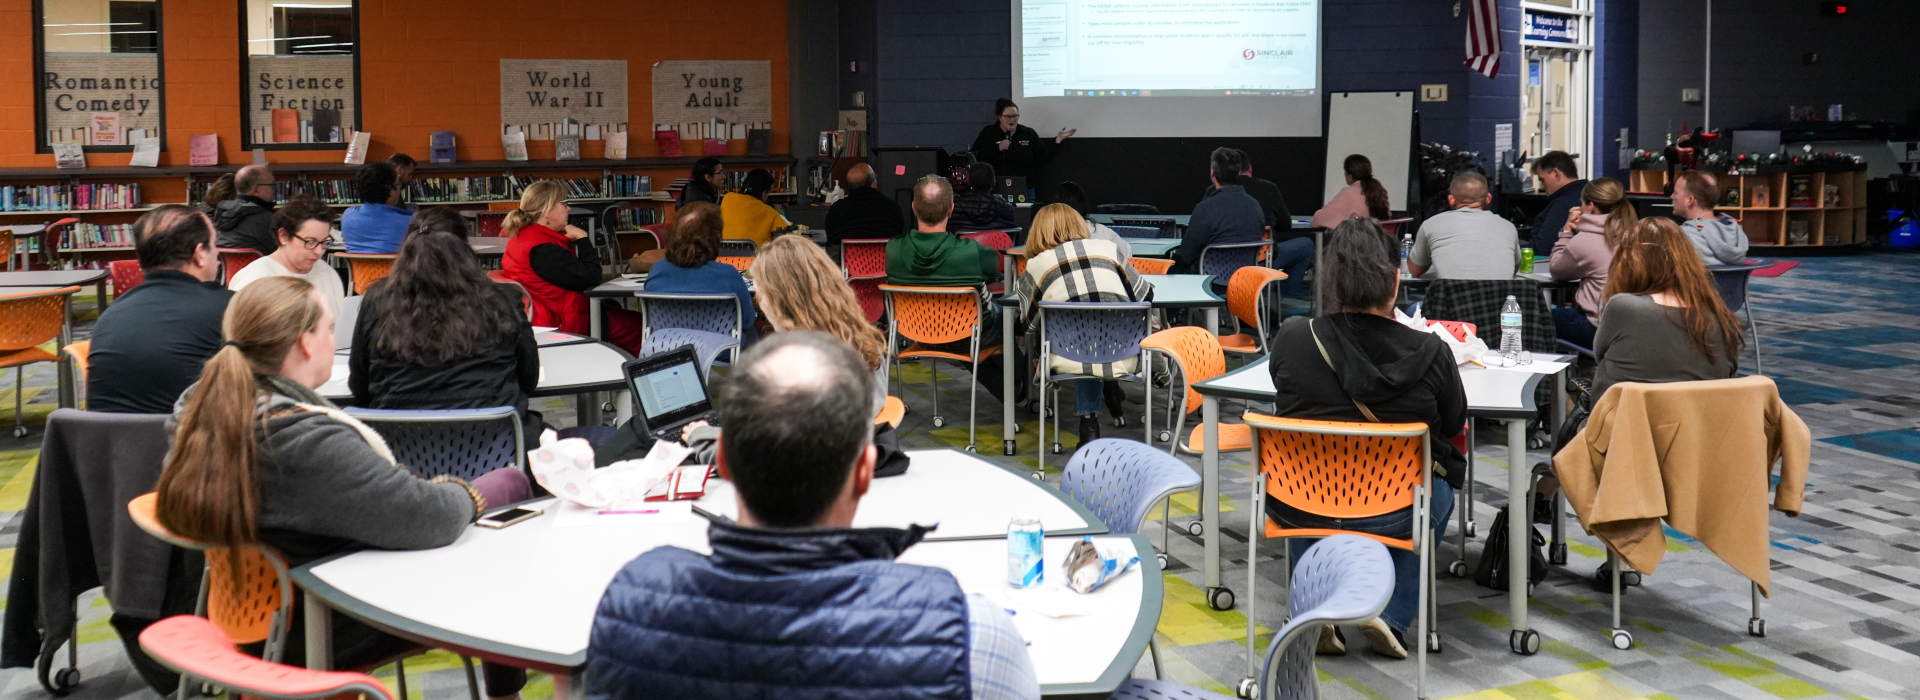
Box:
[1315,625,1346,655]
[1076,414,1101,445]
[1357,618,1409,659]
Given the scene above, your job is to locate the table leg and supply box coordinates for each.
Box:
[96,280,108,310]
[1507,416,1538,655]
[304,594,332,670]
[578,393,602,427]
[614,389,633,424]
[1202,395,1227,608]
[1001,304,1017,456]
[590,297,604,341]
[1204,308,1219,337]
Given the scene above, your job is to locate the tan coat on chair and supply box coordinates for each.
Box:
[1552,376,1810,595]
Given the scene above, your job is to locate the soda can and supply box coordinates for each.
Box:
[1520,248,1535,273]
[1006,515,1044,588]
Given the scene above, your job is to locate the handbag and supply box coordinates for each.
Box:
[1473,505,1548,591]
[871,423,912,477]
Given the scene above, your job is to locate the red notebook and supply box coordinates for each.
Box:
[655,129,682,158]
[272,109,299,143]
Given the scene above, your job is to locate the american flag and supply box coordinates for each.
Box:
[1464,0,1502,78]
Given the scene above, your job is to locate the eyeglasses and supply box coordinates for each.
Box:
[290,234,334,251]
[1000,113,1020,120]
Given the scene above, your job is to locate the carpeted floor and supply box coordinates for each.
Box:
[5,251,1920,700]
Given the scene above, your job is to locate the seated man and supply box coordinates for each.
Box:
[1672,171,1748,265]
[886,175,1013,399]
[824,162,906,244]
[587,332,1038,700]
[340,160,412,254]
[1407,171,1521,280]
[949,162,1017,232]
[211,164,278,254]
[88,205,233,414]
[1171,147,1264,278]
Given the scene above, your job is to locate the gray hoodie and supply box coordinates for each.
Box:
[1682,213,1748,265]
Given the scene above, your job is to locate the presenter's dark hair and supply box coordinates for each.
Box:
[719,331,876,528]
[692,157,723,178]
[1322,216,1398,313]
[386,152,417,169]
[1342,154,1392,220]
[741,168,776,197]
[375,213,519,364]
[665,201,722,267]
[354,161,399,205]
[134,205,216,271]
[1053,181,1090,217]
[1531,150,1578,180]
[271,194,336,240]
[995,98,1018,116]
[1210,148,1245,186]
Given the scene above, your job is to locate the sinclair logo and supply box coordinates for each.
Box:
[1243,49,1294,60]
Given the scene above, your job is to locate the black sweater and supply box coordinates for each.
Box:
[1267,313,1468,487]
[211,195,278,254]
[348,281,541,436]
[1172,185,1265,275]
[950,191,1016,232]
[1205,177,1294,239]
[824,186,906,244]
[969,123,1055,178]
[87,270,234,414]
[529,237,603,292]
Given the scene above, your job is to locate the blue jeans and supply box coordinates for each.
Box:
[1266,479,1456,633]
[1552,306,1597,350]
[1270,237,1315,297]
[1073,379,1102,416]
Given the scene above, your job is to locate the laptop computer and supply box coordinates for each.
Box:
[623,345,719,443]
[993,175,1028,199]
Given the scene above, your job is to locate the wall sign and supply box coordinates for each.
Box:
[500,59,629,141]
[1521,10,1579,44]
[246,56,356,144]
[651,60,772,136]
[41,54,161,143]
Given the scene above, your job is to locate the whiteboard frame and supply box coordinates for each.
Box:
[1322,91,1416,212]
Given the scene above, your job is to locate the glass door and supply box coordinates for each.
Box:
[1520,2,1592,191]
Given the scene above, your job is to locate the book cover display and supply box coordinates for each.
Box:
[430,131,457,163]
[556,135,581,161]
[503,130,529,162]
[1786,175,1814,208]
[605,131,628,160]
[344,131,372,164]
[655,130,682,158]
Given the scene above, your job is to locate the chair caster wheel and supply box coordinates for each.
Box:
[53,667,79,690]
[1207,586,1235,611]
[1234,678,1258,699]
[601,401,614,413]
[1156,553,1168,568]
[1187,520,1204,536]
[1550,543,1569,566]
[1510,629,1541,655]
[12,426,26,438]
[1003,440,1016,456]
[1013,423,1022,433]
[1749,618,1766,637]
[1448,560,1469,577]
[1045,407,1055,418]
[1030,471,1045,481]
[1050,443,1063,454]
[1428,632,1442,653]
[1466,521,1477,538]
[932,416,945,428]
[1158,430,1172,442]
[964,444,976,452]
[1610,629,1632,650]
[1621,571,1642,587]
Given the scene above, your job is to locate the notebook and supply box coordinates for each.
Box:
[624,346,717,443]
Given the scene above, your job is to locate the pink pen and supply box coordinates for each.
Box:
[598,509,661,515]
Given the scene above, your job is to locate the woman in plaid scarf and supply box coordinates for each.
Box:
[1015,204,1153,444]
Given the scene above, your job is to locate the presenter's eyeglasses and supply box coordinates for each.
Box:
[999,110,1019,124]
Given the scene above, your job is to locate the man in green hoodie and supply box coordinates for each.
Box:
[885,174,1017,401]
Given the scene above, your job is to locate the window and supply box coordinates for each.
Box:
[35,0,166,153]
[241,0,359,149]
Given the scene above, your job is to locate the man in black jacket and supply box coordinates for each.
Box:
[824,163,906,244]
[949,162,1016,232]
[211,165,277,254]
[1172,148,1264,281]
[89,205,234,414]
[1527,151,1585,257]
[1202,149,1292,233]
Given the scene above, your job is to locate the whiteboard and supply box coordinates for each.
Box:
[1322,92,1415,212]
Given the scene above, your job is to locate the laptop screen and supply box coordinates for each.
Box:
[623,348,714,431]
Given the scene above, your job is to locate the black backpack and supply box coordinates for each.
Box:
[1474,505,1548,591]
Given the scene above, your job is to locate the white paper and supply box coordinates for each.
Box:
[550,500,695,528]
[1495,123,1514,154]
[52,144,86,169]
[129,137,160,167]
[1007,585,1098,618]
[1475,358,1571,376]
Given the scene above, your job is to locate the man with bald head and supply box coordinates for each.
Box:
[1407,171,1521,280]
[587,332,1037,700]
[823,161,907,244]
[211,164,279,254]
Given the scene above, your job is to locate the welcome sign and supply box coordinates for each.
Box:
[651,60,772,131]
[501,59,629,141]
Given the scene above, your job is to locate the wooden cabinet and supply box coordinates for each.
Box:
[1629,166,1867,248]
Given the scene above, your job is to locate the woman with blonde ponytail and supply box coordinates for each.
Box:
[154,276,532,698]
[1548,177,1638,347]
[499,180,646,353]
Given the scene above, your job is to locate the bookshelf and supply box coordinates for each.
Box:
[1629,164,1868,249]
[0,156,796,260]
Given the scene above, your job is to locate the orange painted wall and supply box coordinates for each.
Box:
[0,0,790,169]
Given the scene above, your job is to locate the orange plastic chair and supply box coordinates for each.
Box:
[0,286,78,437]
[880,285,1002,451]
[1218,267,1289,356]
[1129,258,1173,275]
[140,616,395,700]
[337,254,398,295]
[63,340,89,407]
[874,396,906,428]
[109,259,145,298]
[959,231,1016,292]
[1139,327,1250,455]
[717,256,754,273]
[218,249,261,286]
[1241,412,1438,694]
[127,493,292,660]
[486,201,519,212]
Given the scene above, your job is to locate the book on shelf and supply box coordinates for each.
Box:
[1788,220,1811,245]
[1722,185,1740,207]
[1787,174,1814,208]
[89,112,123,146]
[701,138,725,156]
[555,135,581,161]
[430,131,457,163]
[503,131,529,162]
[585,124,601,141]
[655,130,683,158]
[408,175,525,204]
[1823,184,1841,208]
[313,108,342,143]
[601,174,651,198]
[272,109,300,144]
[1749,184,1769,208]
[53,144,86,169]
[130,137,161,168]
[605,131,628,160]
[64,222,136,250]
[747,129,771,156]
[560,178,602,198]
[344,131,373,164]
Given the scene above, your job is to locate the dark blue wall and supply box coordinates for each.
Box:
[1594,0,1638,181]
[873,1,1010,150]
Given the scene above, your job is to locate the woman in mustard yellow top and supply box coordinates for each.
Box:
[719,168,790,248]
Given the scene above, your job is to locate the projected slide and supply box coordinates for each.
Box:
[1022,0,1318,97]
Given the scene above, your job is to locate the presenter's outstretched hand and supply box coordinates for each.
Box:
[1055,128,1077,143]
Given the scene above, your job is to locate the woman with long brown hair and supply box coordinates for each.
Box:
[1309,154,1392,228]
[1590,218,1742,399]
[1016,203,1149,444]
[1549,177,1639,347]
[155,276,531,698]
[499,179,645,353]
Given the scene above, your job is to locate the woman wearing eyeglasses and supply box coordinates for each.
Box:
[969,97,1075,179]
[227,193,345,312]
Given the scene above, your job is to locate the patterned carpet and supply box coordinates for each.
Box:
[5,252,1920,700]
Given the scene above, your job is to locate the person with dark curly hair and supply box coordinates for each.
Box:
[341,160,412,254]
[228,193,344,311]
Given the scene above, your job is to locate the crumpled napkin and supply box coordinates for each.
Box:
[1395,307,1490,366]
[528,430,695,509]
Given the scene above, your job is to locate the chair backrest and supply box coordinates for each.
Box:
[1140,327,1226,413]
[959,230,1013,251]
[128,493,293,653]
[716,256,754,272]
[635,292,742,339]
[1709,262,1767,313]
[1038,301,1152,366]
[338,254,398,295]
[1198,240,1268,281]
[1128,258,1173,275]
[473,212,507,237]
[848,277,887,324]
[1060,439,1202,534]
[880,285,981,346]
[1108,225,1167,240]
[1245,413,1429,520]
[638,223,672,250]
[139,616,395,700]
[1378,217,1415,236]
[344,406,526,481]
[841,239,891,279]
[1262,536,1395,700]
[1428,320,1477,343]
[1225,266,1288,329]
[0,286,75,352]
[109,259,145,296]
[717,238,759,258]
[1422,278,1556,353]
[218,249,260,286]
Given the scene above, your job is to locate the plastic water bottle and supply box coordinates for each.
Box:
[1400,234,1413,275]
[1007,515,1044,588]
[1499,295,1524,362]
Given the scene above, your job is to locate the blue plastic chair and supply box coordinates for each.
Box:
[633,292,743,373]
[1257,535,1395,700]
[1109,225,1165,240]
[1197,240,1270,282]
[1710,261,1769,375]
[343,406,525,482]
[1062,438,1201,680]
[1036,301,1152,473]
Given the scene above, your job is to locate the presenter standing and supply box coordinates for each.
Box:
[971,98,1076,179]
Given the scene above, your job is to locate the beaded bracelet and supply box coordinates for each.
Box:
[432,474,487,521]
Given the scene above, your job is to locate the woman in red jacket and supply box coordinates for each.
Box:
[500,180,645,353]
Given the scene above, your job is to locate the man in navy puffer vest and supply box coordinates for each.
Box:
[586,332,1037,700]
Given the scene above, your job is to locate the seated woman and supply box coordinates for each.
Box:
[154,276,532,700]
[1549,178,1637,348]
[648,201,758,345]
[1309,154,1392,229]
[500,179,644,354]
[1264,217,1463,659]
[1015,203,1150,446]
[1592,218,1742,400]
[350,207,541,440]
[227,193,345,312]
[719,168,791,248]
